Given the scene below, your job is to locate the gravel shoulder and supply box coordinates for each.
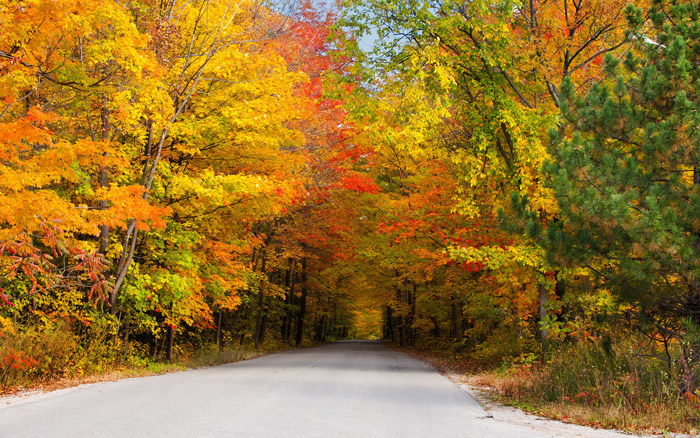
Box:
[445,372,661,438]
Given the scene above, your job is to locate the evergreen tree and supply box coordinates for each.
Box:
[537,0,700,385]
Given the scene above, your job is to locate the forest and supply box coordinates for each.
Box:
[1,0,700,432]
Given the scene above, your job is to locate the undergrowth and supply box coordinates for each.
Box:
[402,334,700,436]
[479,337,700,435]
[0,318,282,395]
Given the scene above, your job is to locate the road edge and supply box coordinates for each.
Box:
[392,345,683,438]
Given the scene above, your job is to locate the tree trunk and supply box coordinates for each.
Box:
[315,314,326,342]
[282,259,295,341]
[432,316,441,338]
[216,310,223,352]
[98,95,110,255]
[295,258,307,347]
[149,332,157,359]
[166,325,174,362]
[230,309,239,347]
[258,314,268,348]
[451,297,462,340]
[409,284,417,346]
[254,290,264,350]
[254,250,267,350]
[539,282,549,352]
[385,306,395,341]
[391,307,400,342]
[396,287,406,347]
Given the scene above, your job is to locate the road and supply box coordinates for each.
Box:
[0,341,648,438]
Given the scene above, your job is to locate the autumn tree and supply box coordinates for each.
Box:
[0,0,364,370]
[339,0,646,350]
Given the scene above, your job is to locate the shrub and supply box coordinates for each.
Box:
[492,334,700,432]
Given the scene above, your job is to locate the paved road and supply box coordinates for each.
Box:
[0,341,644,438]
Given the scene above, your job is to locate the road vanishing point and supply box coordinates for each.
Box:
[1,341,647,438]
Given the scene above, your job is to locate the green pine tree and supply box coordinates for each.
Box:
[538,0,700,388]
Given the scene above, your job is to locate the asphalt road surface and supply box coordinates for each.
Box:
[0,341,647,438]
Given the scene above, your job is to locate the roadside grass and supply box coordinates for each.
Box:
[474,370,699,435]
[0,321,305,396]
[0,346,259,396]
[480,338,700,436]
[398,340,700,436]
[182,347,261,369]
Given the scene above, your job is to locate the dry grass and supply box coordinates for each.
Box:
[1,346,263,397]
[1,365,183,397]
[398,344,700,436]
[472,371,699,436]
[182,348,264,369]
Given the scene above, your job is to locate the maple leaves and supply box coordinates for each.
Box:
[0,0,394,371]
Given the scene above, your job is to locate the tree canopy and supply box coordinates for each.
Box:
[3,0,700,417]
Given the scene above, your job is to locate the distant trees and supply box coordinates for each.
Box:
[338,0,700,393]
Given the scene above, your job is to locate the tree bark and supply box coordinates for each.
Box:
[386,306,395,341]
[109,122,154,314]
[451,297,462,340]
[316,314,326,342]
[539,282,549,352]
[258,314,268,348]
[432,316,441,338]
[216,310,223,352]
[254,250,267,350]
[281,259,295,341]
[166,324,174,362]
[295,258,308,347]
[98,95,110,255]
[149,332,157,359]
[410,284,417,345]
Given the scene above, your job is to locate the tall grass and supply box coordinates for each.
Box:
[0,319,263,394]
[183,346,260,368]
[0,321,116,391]
[480,336,700,434]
